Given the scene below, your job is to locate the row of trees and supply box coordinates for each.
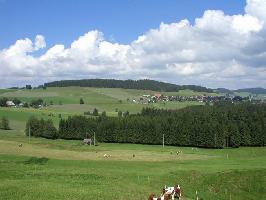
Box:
[83,108,129,118]
[25,117,57,139]
[43,79,214,93]
[25,103,266,148]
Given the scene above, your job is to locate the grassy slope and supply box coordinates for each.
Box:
[0,87,265,199]
[0,87,204,124]
[164,89,221,97]
[0,131,265,200]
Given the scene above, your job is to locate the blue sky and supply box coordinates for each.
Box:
[0,0,265,89]
[0,0,245,49]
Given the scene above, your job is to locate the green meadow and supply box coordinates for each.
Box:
[0,87,265,200]
[0,87,204,117]
[0,130,265,200]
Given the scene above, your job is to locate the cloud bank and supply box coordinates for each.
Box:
[0,0,266,89]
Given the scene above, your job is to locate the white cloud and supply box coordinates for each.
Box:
[0,0,266,89]
[245,0,266,21]
[34,35,46,50]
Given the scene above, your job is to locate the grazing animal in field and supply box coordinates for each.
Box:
[175,185,182,199]
[103,153,111,158]
[18,144,23,147]
[164,185,182,199]
[148,193,171,200]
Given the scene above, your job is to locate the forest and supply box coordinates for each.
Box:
[25,102,266,148]
[43,79,214,93]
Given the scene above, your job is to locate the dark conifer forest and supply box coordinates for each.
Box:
[26,103,266,148]
[43,79,214,93]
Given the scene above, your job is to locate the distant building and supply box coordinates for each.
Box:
[6,101,15,107]
[154,93,162,98]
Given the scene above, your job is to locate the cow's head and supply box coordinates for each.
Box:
[148,193,155,200]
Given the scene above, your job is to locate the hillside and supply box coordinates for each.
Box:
[0,87,206,115]
[43,79,214,93]
[234,87,266,94]
[0,87,205,134]
[215,88,234,94]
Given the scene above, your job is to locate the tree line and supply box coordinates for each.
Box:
[0,97,22,107]
[26,103,266,148]
[43,79,214,93]
[25,116,57,139]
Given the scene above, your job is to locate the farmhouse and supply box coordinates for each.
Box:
[6,101,15,107]
[154,93,162,98]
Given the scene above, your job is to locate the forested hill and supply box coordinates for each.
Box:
[215,88,234,94]
[234,87,266,94]
[43,79,214,93]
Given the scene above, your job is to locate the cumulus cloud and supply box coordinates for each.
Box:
[0,0,266,89]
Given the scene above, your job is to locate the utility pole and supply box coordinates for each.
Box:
[94,132,96,146]
[29,126,31,143]
[214,133,217,148]
[163,134,165,148]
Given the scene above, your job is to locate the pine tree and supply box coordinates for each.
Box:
[80,98,84,104]
[92,108,98,116]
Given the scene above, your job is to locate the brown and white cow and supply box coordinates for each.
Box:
[149,184,182,200]
[148,193,171,200]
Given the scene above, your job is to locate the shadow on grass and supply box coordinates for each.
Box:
[24,157,49,165]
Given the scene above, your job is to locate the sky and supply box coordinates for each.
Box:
[0,0,265,89]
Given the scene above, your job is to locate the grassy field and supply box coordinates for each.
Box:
[0,87,265,199]
[0,130,265,200]
[0,87,204,123]
[164,89,221,97]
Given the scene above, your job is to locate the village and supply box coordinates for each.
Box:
[133,93,264,105]
[1,92,265,110]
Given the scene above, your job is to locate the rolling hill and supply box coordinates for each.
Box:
[43,79,214,93]
[234,87,266,94]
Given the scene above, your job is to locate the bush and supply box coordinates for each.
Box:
[23,102,29,108]
[0,116,10,130]
[13,98,21,105]
[0,97,8,107]
[30,98,44,108]
[101,111,107,117]
[92,108,98,116]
